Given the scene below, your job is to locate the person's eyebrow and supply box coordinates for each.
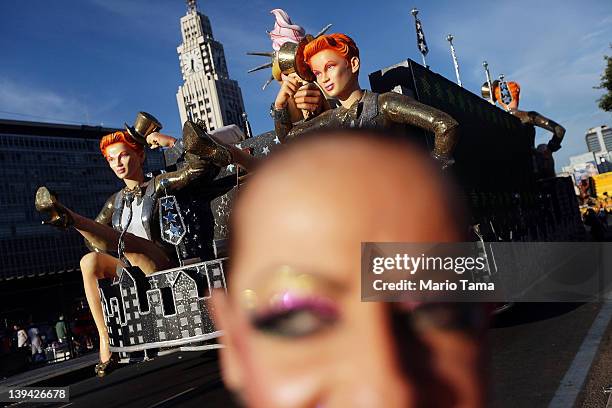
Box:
[240,264,349,293]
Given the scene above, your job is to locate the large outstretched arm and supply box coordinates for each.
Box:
[152,155,212,197]
[380,92,460,168]
[512,110,566,152]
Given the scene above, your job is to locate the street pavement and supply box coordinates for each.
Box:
[2,302,611,408]
[489,302,611,407]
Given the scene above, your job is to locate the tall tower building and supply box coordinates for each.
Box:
[176,0,246,132]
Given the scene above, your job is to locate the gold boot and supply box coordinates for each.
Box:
[35,187,74,229]
[182,120,233,167]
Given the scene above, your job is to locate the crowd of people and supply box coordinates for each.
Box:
[0,314,94,377]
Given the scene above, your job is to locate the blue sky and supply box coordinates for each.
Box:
[0,0,611,170]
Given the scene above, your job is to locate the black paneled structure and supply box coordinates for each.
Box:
[369,59,583,241]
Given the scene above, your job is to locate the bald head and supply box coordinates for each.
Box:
[229,131,464,291]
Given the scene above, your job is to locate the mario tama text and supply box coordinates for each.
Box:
[373,279,494,292]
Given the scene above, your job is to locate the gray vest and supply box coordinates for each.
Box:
[111,182,157,241]
[355,91,380,128]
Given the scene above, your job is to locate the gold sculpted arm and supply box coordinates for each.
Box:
[280,110,335,142]
[512,110,566,152]
[379,92,460,168]
[152,153,212,197]
[84,193,117,252]
[273,109,294,143]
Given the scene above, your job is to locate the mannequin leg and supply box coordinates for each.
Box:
[79,252,120,363]
[71,212,171,268]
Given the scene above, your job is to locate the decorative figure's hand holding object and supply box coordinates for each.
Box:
[248,9,330,123]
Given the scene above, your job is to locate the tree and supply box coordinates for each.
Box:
[596,45,612,112]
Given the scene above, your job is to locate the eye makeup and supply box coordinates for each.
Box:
[250,293,339,338]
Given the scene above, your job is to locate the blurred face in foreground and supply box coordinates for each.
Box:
[213,132,484,407]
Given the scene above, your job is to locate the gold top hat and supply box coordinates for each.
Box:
[481,80,499,101]
[276,35,316,82]
[125,111,162,145]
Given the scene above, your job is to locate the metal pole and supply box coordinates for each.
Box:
[483,61,495,104]
[242,112,253,139]
[446,34,462,87]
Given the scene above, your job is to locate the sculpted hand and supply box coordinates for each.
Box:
[547,126,565,152]
[432,152,455,171]
[146,132,176,149]
[274,73,301,109]
[294,82,325,113]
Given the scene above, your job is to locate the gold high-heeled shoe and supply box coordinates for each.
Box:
[182,120,233,167]
[95,353,120,378]
[35,187,74,229]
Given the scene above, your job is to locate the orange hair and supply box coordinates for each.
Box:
[100,131,143,158]
[303,33,359,66]
[494,81,521,110]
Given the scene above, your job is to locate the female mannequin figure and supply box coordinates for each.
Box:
[272,33,460,169]
[35,120,248,376]
[482,79,566,152]
[482,80,566,177]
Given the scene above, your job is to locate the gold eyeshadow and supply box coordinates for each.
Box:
[239,265,342,337]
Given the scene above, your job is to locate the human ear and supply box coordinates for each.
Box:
[350,56,360,74]
[210,293,245,393]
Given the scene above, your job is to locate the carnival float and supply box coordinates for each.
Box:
[35,7,586,374]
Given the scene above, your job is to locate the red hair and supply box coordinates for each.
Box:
[100,131,143,158]
[303,33,359,66]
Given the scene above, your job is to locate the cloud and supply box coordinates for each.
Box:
[581,28,609,42]
[0,78,89,123]
[0,77,120,126]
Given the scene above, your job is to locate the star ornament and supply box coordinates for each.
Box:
[262,146,270,155]
[161,199,174,211]
[165,223,183,240]
[163,212,178,223]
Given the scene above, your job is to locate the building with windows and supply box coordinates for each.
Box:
[585,125,612,154]
[0,119,163,281]
[175,0,246,132]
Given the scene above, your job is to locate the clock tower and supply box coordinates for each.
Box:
[176,0,246,132]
